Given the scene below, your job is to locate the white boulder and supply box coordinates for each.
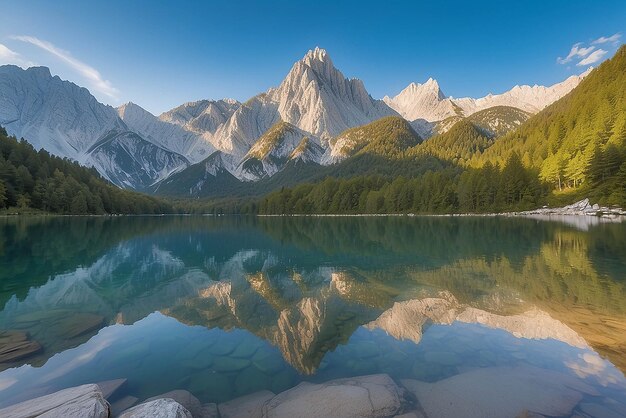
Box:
[118,398,192,418]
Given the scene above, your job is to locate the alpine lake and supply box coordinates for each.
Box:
[0,215,625,417]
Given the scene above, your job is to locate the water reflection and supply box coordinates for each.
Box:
[0,216,624,410]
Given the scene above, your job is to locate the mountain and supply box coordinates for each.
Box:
[160,98,240,135]
[117,102,214,163]
[386,70,590,123]
[454,68,593,115]
[209,47,396,158]
[0,65,122,158]
[270,47,395,139]
[157,47,400,187]
[236,121,312,181]
[324,116,422,163]
[465,106,532,138]
[431,106,532,138]
[383,79,461,123]
[412,119,493,165]
[0,65,189,190]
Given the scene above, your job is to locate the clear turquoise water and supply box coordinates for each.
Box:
[0,216,624,412]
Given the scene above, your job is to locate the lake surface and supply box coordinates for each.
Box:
[0,215,625,416]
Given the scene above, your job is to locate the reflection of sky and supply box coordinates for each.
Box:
[1,311,625,408]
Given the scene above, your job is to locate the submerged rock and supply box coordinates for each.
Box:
[96,377,127,399]
[110,396,139,416]
[0,331,42,364]
[118,398,192,418]
[219,390,275,418]
[58,313,105,339]
[263,374,408,418]
[401,366,595,418]
[0,383,108,418]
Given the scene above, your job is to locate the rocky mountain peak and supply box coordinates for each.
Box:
[303,47,331,66]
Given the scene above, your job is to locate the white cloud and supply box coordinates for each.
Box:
[577,49,608,66]
[592,33,621,45]
[10,35,119,99]
[557,43,595,64]
[0,43,35,68]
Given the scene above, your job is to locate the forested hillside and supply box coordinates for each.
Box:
[476,45,626,204]
[0,127,172,214]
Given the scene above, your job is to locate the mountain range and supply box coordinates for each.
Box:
[0,47,590,192]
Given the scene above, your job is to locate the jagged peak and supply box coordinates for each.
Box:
[303,47,331,65]
[117,101,153,119]
[398,77,445,99]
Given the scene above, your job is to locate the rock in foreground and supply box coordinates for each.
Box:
[118,398,192,418]
[0,384,108,418]
[263,374,408,418]
[401,366,596,418]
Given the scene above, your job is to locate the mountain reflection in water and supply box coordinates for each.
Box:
[0,215,624,408]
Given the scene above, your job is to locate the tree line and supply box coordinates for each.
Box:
[257,152,546,214]
[0,127,173,214]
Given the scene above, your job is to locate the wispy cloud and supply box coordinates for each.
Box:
[577,49,608,66]
[557,43,595,64]
[592,33,621,45]
[10,35,119,99]
[0,43,35,68]
[558,33,621,68]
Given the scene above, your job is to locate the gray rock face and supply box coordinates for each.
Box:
[263,374,407,418]
[218,390,275,418]
[401,366,597,418]
[118,398,192,418]
[0,383,108,418]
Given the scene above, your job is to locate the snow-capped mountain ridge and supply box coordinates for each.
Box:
[386,68,592,123]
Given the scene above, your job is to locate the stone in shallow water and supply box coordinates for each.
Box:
[118,398,192,418]
[0,337,42,363]
[219,390,275,418]
[213,355,251,372]
[188,370,234,403]
[146,390,204,418]
[252,350,285,374]
[0,383,108,418]
[201,403,219,418]
[58,313,105,339]
[400,366,593,418]
[263,374,407,418]
[231,341,260,358]
[110,396,139,416]
[235,365,271,395]
[181,353,214,370]
[209,339,238,356]
[96,377,127,399]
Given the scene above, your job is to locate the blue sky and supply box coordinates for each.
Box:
[0,0,624,114]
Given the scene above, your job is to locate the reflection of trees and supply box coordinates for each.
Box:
[408,228,626,372]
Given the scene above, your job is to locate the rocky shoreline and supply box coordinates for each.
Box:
[2,369,624,418]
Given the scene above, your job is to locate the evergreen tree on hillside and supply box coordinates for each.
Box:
[0,126,172,214]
